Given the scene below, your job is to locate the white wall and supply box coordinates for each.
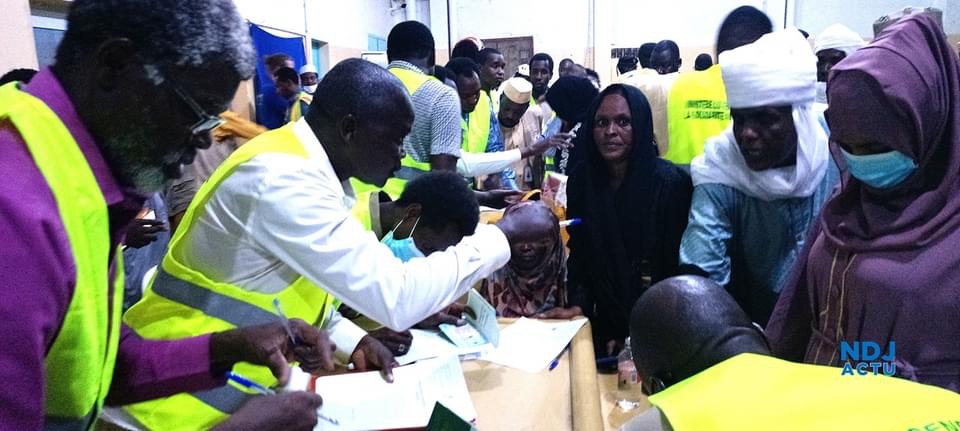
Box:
[609,0,767,49]
[233,0,401,64]
[2,0,39,72]
[794,0,955,38]
[448,0,788,83]
[452,0,592,64]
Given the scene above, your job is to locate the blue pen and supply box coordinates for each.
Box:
[549,357,561,371]
[228,372,341,426]
[549,347,568,371]
[227,371,276,395]
[596,356,619,367]
[272,298,298,345]
[559,218,582,228]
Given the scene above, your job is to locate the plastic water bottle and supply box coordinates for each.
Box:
[616,337,642,410]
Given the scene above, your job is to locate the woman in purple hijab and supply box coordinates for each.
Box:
[766,13,960,391]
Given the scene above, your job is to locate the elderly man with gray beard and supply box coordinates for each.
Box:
[0,0,334,430]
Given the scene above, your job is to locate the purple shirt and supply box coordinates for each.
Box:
[0,69,224,429]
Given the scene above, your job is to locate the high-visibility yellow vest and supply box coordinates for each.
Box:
[351,189,378,232]
[462,89,491,155]
[0,83,124,431]
[650,353,960,430]
[123,125,340,430]
[664,65,730,165]
[287,91,313,123]
[351,67,434,200]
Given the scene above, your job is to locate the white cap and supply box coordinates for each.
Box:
[299,64,318,75]
[500,77,533,104]
[720,29,817,109]
[814,24,866,56]
[518,64,530,76]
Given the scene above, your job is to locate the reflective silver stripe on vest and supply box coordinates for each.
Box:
[151,267,277,327]
[151,268,270,414]
[393,165,428,181]
[192,384,257,414]
[44,407,96,431]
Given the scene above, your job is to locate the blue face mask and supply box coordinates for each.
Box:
[840,148,917,189]
[381,217,424,262]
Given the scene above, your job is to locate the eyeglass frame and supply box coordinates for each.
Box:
[169,81,225,136]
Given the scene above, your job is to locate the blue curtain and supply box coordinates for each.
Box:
[248,23,306,129]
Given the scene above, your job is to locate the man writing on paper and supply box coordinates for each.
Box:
[123,59,529,428]
[0,0,335,429]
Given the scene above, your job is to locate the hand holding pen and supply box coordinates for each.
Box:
[227,371,339,426]
[209,315,336,386]
[212,385,331,431]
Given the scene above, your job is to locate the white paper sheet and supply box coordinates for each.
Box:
[397,290,499,365]
[309,355,476,431]
[480,317,587,373]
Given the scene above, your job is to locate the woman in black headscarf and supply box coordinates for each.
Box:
[545,76,599,174]
[541,85,693,357]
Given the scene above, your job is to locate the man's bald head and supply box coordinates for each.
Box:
[309,58,411,124]
[307,59,413,186]
[630,276,769,391]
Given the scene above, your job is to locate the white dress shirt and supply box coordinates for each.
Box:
[178,119,512,359]
[456,148,522,177]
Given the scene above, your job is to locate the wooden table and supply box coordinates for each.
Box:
[98,319,611,431]
[597,373,651,431]
[463,319,604,430]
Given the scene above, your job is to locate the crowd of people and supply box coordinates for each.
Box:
[2,0,960,429]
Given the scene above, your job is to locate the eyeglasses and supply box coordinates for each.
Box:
[170,82,225,136]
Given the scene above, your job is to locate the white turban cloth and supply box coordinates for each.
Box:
[693,29,829,201]
[720,29,817,109]
[814,24,866,57]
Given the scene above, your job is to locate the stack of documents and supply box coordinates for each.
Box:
[397,315,588,373]
[310,355,476,430]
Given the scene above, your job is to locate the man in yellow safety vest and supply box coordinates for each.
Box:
[622,276,960,430]
[0,0,333,430]
[120,58,529,429]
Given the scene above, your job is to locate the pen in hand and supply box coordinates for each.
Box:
[227,370,276,395]
[272,298,298,346]
[228,371,340,426]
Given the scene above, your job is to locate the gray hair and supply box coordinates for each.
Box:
[57,0,256,83]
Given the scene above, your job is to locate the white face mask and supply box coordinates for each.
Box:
[815,82,828,104]
[304,84,318,94]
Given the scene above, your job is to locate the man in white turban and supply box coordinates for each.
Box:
[679,29,839,326]
[814,24,866,104]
